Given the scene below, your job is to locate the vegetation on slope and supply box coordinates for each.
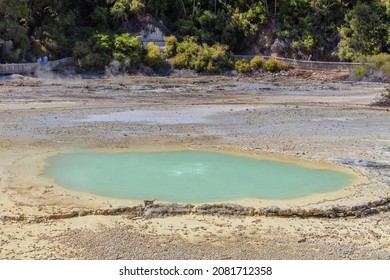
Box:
[0,0,389,74]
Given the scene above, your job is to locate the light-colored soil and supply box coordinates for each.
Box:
[1,70,390,259]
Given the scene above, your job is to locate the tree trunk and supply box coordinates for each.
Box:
[274,0,277,17]
[192,0,195,17]
[179,0,186,16]
[313,0,319,14]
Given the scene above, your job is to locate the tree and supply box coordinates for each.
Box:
[0,0,30,62]
[337,1,388,61]
[170,36,201,69]
[73,32,113,72]
[113,33,143,71]
[107,0,145,21]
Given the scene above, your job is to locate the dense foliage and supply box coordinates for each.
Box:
[145,41,164,69]
[169,36,234,73]
[250,56,265,70]
[0,0,389,70]
[338,2,389,61]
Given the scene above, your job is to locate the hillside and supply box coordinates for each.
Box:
[1,0,389,70]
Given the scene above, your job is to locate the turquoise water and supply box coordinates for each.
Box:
[42,151,355,203]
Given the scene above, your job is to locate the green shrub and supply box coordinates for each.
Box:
[170,36,201,69]
[380,62,390,78]
[353,65,368,80]
[193,43,233,73]
[250,56,265,70]
[145,42,164,69]
[192,45,212,72]
[369,53,390,78]
[263,59,290,72]
[263,59,278,72]
[170,53,188,69]
[113,33,143,71]
[163,35,177,58]
[235,59,251,73]
[210,43,234,71]
[170,37,233,73]
[368,53,390,69]
[275,60,291,71]
[72,33,113,72]
[354,53,390,81]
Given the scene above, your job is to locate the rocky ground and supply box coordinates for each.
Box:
[0,70,390,259]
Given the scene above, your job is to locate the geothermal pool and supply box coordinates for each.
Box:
[42,151,356,203]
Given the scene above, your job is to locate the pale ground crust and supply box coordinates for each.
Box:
[1,71,390,259]
[4,144,366,209]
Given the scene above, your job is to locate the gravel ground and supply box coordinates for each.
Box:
[1,70,390,259]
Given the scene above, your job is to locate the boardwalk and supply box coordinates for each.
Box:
[0,58,70,75]
[234,55,361,71]
[0,55,360,75]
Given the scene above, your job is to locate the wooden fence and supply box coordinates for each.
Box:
[234,55,361,71]
[1,55,361,74]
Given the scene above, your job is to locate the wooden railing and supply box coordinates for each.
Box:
[1,55,361,74]
[234,55,361,71]
[0,57,71,75]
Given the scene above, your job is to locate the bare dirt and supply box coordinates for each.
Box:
[1,70,390,259]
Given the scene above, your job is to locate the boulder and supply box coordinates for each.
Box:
[270,39,289,55]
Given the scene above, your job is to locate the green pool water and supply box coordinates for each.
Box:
[42,151,356,203]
